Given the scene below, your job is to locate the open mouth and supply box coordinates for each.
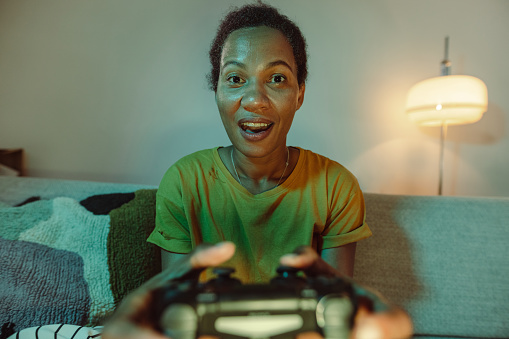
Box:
[239,122,274,134]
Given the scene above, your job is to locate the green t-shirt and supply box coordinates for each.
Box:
[147,147,371,283]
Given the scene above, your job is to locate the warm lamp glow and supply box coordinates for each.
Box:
[406,75,488,126]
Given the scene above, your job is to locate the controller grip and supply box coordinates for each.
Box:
[160,303,197,339]
[319,296,355,339]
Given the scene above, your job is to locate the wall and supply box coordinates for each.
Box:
[0,0,508,196]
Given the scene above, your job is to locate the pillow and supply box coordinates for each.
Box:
[0,189,160,335]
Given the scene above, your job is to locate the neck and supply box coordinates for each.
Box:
[231,146,290,191]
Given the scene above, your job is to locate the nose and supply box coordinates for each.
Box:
[241,80,269,112]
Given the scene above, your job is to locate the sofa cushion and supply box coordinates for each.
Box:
[355,193,509,338]
[0,177,159,335]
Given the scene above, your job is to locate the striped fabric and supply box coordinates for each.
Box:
[8,325,102,339]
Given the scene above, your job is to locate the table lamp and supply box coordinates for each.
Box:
[405,37,488,195]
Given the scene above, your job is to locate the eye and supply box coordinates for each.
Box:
[270,74,286,83]
[226,75,245,85]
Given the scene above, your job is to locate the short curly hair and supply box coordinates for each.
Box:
[207,3,308,92]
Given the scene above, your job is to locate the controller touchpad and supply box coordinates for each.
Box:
[215,314,303,337]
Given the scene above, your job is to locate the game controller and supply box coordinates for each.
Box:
[154,266,357,339]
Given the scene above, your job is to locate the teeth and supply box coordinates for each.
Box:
[241,122,270,128]
[240,121,273,133]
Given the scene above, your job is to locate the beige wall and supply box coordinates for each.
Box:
[1,0,508,196]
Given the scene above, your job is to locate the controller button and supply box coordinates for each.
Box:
[276,265,300,278]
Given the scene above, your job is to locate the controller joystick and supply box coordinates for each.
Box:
[155,266,357,339]
[207,267,242,288]
[213,267,236,277]
[271,265,307,288]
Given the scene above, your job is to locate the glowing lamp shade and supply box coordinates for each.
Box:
[406,75,488,126]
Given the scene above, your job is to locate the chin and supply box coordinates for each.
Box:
[233,142,282,159]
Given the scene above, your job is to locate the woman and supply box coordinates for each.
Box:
[104,3,412,339]
[146,3,371,284]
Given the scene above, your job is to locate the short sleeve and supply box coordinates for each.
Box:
[146,166,193,254]
[321,170,372,249]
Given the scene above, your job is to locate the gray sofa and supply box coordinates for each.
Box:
[355,194,509,339]
[1,176,508,339]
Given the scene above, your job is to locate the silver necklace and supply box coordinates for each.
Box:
[231,147,290,189]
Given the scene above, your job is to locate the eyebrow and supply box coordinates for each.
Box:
[222,60,246,69]
[221,60,295,73]
[266,60,294,72]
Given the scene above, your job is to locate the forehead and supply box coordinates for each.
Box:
[220,26,296,69]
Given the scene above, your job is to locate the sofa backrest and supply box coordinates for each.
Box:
[355,193,509,338]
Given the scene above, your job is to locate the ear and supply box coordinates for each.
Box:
[296,83,305,110]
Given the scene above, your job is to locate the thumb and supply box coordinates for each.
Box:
[144,241,236,291]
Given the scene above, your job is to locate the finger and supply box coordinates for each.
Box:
[145,242,236,290]
[279,246,339,278]
[169,241,236,280]
[279,246,319,268]
[190,241,236,269]
[352,307,413,339]
[295,331,324,339]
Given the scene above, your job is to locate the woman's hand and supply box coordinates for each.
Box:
[280,246,413,339]
[101,242,236,339]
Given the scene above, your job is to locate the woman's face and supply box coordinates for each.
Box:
[215,26,305,159]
